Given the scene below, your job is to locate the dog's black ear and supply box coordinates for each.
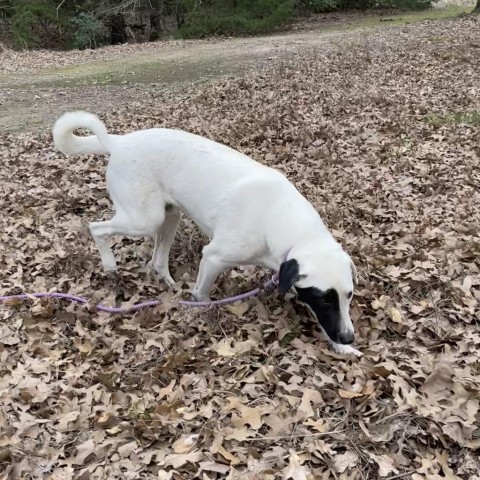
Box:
[278,259,300,296]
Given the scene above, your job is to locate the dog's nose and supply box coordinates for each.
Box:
[338,331,354,345]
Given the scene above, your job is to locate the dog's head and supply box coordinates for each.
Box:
[278,248,357,345]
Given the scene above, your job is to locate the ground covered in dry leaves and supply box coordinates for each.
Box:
[1,15,480,480]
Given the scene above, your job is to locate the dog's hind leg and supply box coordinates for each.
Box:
[89,220,121,273]
[90,171,168,274]
[89,211,166,273]
[149,206,181,286]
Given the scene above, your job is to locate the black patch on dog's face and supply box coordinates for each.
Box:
[295,286,346,344]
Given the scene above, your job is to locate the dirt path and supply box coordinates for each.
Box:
[0,29,351,133]
[0,6,471,133]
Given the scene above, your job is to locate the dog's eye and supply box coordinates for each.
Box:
[347,291,353,300]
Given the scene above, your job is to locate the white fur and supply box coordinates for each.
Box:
[53,111,359,353]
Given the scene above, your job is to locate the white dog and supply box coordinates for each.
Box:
[53,111,361,356]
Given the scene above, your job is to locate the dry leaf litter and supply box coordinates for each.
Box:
[0,15,479,480]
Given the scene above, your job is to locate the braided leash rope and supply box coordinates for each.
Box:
[0,274,279,314]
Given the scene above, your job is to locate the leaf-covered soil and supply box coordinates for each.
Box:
[1,13,480,480]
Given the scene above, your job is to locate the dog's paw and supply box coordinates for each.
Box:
[146,262,176,287]
[162,274,176,287]
[329,342,363,357]
[190,290,210,303]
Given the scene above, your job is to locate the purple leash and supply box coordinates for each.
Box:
[0,274,279,314]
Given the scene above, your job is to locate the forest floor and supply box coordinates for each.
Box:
[0,6,479,480]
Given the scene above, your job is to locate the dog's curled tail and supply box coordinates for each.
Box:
[53,111,111,156]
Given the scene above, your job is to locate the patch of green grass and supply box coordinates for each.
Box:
[425,111,480,126]
[335,5,472,31]
[87,71,114,84]
[427,34,455,44]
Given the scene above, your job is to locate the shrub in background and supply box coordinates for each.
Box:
[177,0,295,38]
[70,12,109,49]
[10,0,62,48]
[297,0,339,14]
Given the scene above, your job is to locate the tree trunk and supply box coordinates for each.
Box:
[149,0,162,40]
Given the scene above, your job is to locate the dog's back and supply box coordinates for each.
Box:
[53,111,302,240]
[106,127,287,235]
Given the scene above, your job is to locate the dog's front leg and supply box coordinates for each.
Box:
[192,248,229,302]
